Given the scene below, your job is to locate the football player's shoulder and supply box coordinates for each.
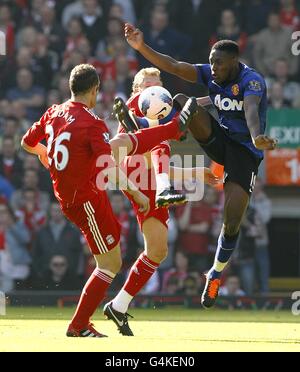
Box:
[244,65,265,84]
[243,66,266,93]
[81,106,101,122]
[84,109,109,133]
[45,103,60,116]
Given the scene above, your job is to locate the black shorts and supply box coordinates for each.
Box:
[198,119,262,196]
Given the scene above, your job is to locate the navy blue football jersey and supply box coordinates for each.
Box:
[194,63,267,159]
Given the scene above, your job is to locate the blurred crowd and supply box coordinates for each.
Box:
[0,0,295,296]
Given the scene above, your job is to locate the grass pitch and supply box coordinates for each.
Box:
[1,307,300,352]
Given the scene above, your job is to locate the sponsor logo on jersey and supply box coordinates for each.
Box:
[214,94,243,111]
[231,84,240,96]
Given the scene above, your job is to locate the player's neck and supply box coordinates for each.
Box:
[71,94,91,108]
[227,65,240,83]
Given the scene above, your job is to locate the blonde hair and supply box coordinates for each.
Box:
[132,67,162,94]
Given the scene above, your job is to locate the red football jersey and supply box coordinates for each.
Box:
[127,92,144,117]
[23,101,111,207]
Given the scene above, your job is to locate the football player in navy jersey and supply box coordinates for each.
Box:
[124,23,277,308]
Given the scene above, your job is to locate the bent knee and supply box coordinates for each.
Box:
[146,246,168,264]
[173,93,189,110]
[98,256,122,275]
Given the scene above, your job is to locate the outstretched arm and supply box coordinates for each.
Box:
[125,23,198,83]
[244,95,277,151]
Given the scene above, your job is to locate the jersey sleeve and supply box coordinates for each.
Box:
[22,108,51,147]
[127,93,143,117]
[243,73,266,99]
[193,64,211,86]
[89,120,112,156]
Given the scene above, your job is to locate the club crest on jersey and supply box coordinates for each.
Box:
[231,84,240,96]
[214,94,243,111]
[248,80,262,92]
[106,235,115,245]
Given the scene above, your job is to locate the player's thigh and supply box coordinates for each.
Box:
[224,142,260,197]
[63,195,121,257]
[174,93,213,142]
[142,217,169,262]
[94,244,122,274]
[197,119,226,165]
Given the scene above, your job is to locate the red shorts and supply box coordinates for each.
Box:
[124,187,169,230]
[62,191,121,255]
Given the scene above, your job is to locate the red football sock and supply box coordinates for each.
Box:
[123,253,159,296]
[128,117,180,155]
[151,143,171,175]
[70,268,113,330]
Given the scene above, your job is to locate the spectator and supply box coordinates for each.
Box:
[96,17,127,63]
[46,89,61,107]
[1,117,22,150]
[253,12,298,76]
[15,188,46,239]
[209,9,248,55]
[268,81,292,109]
[10,168,50,212]
[34,254,82,290]
[135,0,179,28]
[279,0,300,31]
[113,0,136,24]
[174,0,219,62]
[219,275,246,296]
[180,275,201,296]
[23,153,53,195]
[6,68,45,122]
[236,206,258,295]
[0,203,31,292]
[0,136,23,189]
[79,0,106,53]
[265,58,300,105]
[34,3,66,54]
[57,74,71,102]
[176,201,213,272]
[245,0,274,36]
[252,179,272,294]
[0,176,15,202]
[15,26,38,52]
[162,251,190,294]
[0,3,15,57]
[62,0,111,30]
[9,101,31,134]
[31,202,83,279]
[63,17,86,61]
[140,8,191,67]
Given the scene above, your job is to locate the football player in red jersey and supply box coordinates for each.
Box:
[21,64,197,337]
[103,68,219,336]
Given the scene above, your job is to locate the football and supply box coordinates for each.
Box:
[138,86,173,120]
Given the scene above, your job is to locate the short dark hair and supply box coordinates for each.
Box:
[211,40,240,56]
[69,64,99,95]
